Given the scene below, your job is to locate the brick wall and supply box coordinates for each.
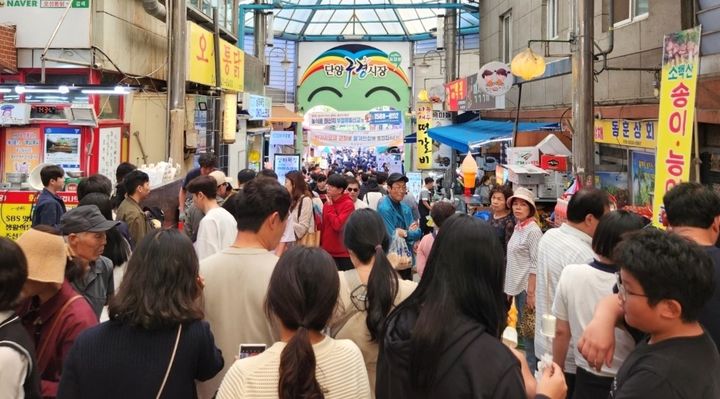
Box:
[0,25,17,74]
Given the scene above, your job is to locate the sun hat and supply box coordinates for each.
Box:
[16,228,67,284]
[60,205,121,234]
[506,186,537,215]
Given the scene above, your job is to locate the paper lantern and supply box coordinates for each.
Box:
[511,48,546,81]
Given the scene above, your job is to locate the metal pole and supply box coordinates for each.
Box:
[444,0,458,200]
[168,0,187,163]
[213,7,222,158]
[40,0,74,83]
[512,83,523,145]
[571,0,594,186]
[254,1,266,60]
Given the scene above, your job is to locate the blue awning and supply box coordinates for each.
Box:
[427,120,560,152]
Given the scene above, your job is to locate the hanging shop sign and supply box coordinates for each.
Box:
[631,151,655,207]
[416,102,433,169]
[4,127,41,174]
[308,128,403,148]
[652,26,701,228]
[593,119,657,149]
[243,94,272,120]
[186,22,245,92]
[444,78,467,112]
[274,154,301,186]
[431,110,453,169]
[0,104,31,126]
[222,93,238,143]
[43,127,81,171]
[478,62,514,97]
[269,131,295,166]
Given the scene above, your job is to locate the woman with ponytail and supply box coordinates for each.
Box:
[217,246,371,399]
[330,208,417,393]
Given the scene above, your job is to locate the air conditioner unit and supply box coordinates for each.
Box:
[64,104,98,127]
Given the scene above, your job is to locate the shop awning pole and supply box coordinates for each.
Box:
[512,83,523,146]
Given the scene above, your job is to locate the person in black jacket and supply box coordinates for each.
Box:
[377,214,566,399]
[31,164,66,228]
[58,229,223,399]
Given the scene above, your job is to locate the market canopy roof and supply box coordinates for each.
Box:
[427,120,560,152]
[268,105,304,123]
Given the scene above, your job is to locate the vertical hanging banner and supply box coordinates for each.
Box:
[416,102,433,169]
[652,26,701,228]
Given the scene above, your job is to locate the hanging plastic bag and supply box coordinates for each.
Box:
[387,232,413,270]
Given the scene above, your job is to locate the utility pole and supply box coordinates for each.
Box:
[167,0,187,165]
[254,0,266,66]
[443,0,458,200]
[571,0,595,186]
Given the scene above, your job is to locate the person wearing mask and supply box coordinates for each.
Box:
[346,176,368,210]
[217,246,371,399]
[32,165,66,228]
[418,177,434,235]
[111,162,136,210]
[178,153,217,221]
[376,214,566,399]
[16,228,97,398]
[197,179,291,398]
[552,211,644,399]
[320,174,356,271]
[377,173,421,281]
[186,176,237,260]
[535,188,610,395]
[331,209,417,393]
[487,184,516,253]
[60,205,121,319]
[116,170,152,246]
[57,229,224,398]
[0,237,41,398]
[415,201,456,278]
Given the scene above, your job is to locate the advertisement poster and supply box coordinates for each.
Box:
[595,171,630,209]
[269,131,295,166]
[444,78,467,112]
[4,127,41,174]
[416,102,433,169]
[462,74,504,111]
[594,119,657,149]
[308,128,403,148]
[0,104,31,126]
[305,108,404,148]
[273,154,301,186]
[631,151,656,207]
[98,127,122,185]
[406,172,423,202]
[652,27,701,227]
[44,127,81,171]
[0,191,78,240]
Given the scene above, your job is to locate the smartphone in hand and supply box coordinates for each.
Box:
[238,344,267,359]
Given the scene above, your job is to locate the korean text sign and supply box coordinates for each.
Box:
[187,22,244,92]
[416,102,433,169]
[593,119,657,149]
[652,27,701,228]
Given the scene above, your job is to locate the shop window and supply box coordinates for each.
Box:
[614,0,648,26]
[500,11,512,63]
[98,95,121,120]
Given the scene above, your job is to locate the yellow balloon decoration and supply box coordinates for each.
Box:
[511,48,547,81]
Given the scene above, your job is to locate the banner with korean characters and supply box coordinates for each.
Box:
[416,102,433,169]
[652,26,701,228]
[186,22,244,92]
[593,119,657,149]
[0,191,78,240]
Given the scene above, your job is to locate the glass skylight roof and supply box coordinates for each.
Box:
[239,0,479,41]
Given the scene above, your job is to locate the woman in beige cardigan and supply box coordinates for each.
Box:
[278,171,315,255]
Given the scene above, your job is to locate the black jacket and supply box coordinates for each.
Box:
[0,314,42,399]
[376,306,529,399]
[31,188,66,228]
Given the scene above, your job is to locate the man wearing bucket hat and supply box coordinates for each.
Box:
[15,227,97,398]
[504,186,544,371]
[60,205,121,319]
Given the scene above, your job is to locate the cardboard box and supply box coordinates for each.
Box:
[506,146,540,166]
[536,134,572,156]
[538,183,559,198]
[505,164,548,185]
[540,154,570,172]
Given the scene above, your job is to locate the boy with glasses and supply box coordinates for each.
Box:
[607,230,720,398]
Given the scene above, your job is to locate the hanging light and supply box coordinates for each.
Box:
[280,55,292,71]
[511,47,546,81]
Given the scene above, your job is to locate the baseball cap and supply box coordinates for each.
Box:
[60,205,121,234]
[386,173,409,186]
[209,170,232,186]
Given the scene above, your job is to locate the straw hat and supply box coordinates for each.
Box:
[15,229,67,284]
[506,187,537,215]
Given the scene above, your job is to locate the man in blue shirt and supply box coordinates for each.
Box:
[377,173,421,280]
[32,164,66,228]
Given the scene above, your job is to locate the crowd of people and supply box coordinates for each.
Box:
[1,154,719,398]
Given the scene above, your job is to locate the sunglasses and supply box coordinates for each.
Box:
[346,188,359,192]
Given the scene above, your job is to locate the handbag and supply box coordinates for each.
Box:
[156,324,182,399]
[296,196,321,247]
[517,302,535,339]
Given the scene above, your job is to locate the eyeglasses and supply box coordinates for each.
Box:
[616,272,648,300]
[346,188,359,192]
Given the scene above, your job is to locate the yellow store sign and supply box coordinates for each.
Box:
[187,22,244,92]
[593,119,657,149]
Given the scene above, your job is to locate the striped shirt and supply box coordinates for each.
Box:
[504,219,543,296]
[217,336,371,399]
[534,223,594,373]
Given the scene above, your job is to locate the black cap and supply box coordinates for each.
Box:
[60,205,121,234]
[386,173,409,186]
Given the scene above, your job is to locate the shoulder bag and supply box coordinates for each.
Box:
[156,324,182,399]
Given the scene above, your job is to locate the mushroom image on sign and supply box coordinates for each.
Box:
[478,61,514,97]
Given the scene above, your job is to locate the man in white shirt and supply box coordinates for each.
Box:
[346,176,368,210]
[534,187,610,397]
[186,175,237,260]
[197,178,291,398]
